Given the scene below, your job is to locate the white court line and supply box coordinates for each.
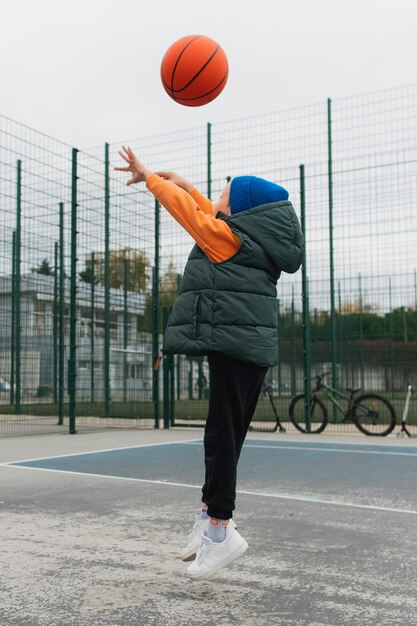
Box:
[0,438,202,466]
[185,441,417,457]
[2,463,417,516]
[5,439,416,466]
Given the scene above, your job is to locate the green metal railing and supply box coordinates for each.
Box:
[0,83,416,437]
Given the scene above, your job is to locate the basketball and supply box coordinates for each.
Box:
[160,35,229,107]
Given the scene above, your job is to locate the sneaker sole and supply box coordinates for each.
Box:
[186,538,248,581]
[180,520,237,562]
[180,546,199,561]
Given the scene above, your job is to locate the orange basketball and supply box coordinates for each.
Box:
[160,35,229,107]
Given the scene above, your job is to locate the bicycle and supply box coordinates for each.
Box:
[289,371,397,436]
[249,382,286,433]
[397,383,415,438]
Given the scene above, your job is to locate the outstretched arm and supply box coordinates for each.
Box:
[115,147,239,263]
[115,153,215,216]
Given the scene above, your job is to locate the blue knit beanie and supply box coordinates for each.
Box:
[229,176,289,215]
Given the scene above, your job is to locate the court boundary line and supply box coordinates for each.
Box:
[3,437,416,466]
[2,463,417,517]
[0,437,202,466]
[184,441,417,457]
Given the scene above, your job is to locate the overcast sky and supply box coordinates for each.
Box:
[1,0,416,149]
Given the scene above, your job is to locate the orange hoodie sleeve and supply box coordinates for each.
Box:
[146,174,240,263]
[188,186,215,216]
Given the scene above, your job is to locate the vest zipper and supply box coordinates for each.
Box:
[194,293,201,338]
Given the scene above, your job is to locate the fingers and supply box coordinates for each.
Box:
[116,146,146,186]
[119,145,137,163]
[123,146,137,161]
[119,151,130,165]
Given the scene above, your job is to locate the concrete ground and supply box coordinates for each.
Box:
[1,428,416,626]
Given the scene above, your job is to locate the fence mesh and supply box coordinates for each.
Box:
[1,83,416,437]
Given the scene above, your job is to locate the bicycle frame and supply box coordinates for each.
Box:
[313,377,358,422]
[249,383,286,433]
[290,371,397,436]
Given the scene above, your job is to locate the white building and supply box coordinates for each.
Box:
[0,274,153,401]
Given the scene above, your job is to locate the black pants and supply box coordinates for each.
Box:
[201,352,268,520]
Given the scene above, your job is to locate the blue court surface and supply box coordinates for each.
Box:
[6,438,417,514]
[1,432,417,626]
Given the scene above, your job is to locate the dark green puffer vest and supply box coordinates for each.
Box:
[163,200,304,367]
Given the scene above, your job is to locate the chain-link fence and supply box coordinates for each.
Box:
[1,83,416,436]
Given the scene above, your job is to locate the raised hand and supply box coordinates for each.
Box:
[114,146,153,185]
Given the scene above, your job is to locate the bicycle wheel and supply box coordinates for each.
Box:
[352,394,396,436]
[289,394,328,434]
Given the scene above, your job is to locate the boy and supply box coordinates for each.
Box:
[116,146,304,581]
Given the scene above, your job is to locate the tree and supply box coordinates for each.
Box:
[159,260,182,309]
[385,307,416,342]
[31,258,54,276]
[79,248,150,292]
[137,260,182,334]
[78,265,99,285]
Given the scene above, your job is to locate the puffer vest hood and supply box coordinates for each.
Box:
[162,200,304,367]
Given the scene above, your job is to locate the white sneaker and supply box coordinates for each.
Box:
[186,524,248,581]
[180,515,237,561]
[180,515,209,561]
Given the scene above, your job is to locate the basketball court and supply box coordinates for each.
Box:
[1,428,416,626]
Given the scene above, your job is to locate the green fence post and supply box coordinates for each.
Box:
[197,358,204,400]
[170,353,175,427]
[276,299,282,397]
[401,306,408,343]
[327,98,338,420]
[176,355,181,400]
[53,241,58,403]
[388,277,394,391]
[90,251,95,403]
[414,270,417,354]
[163,351,170,429]
[188,358,193,400]
[58,202,65,425]
[68,148,78,434]
[415,270,417,330]
[152,198,161,429]
[291,286,296,395]
[383,305,388,391]
[123,256,129,403]
[300,164,312,433]
[162,307,170,429]
[338,281,345,387]
[152,267,160,429]
[313,308,318,383]
[15,160,21,415]
[358,273,365,390]
[104,142,111,418]
[176,274,181,401]
[10,231,16,406]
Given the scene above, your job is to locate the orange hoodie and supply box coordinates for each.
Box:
[146,174,240,263]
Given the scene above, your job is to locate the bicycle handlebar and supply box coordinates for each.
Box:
[313,371,331,381]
